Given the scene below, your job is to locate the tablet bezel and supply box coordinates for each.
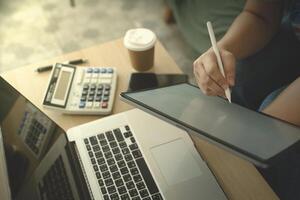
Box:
[120,83,300,167]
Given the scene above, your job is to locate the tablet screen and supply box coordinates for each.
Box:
[121,83,300,165]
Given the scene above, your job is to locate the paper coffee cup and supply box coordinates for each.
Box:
[124,28,156,71]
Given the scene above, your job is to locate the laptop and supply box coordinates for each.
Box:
[0,77,227,200]
[120,83,300,168]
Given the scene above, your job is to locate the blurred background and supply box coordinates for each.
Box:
[0,0,198,82]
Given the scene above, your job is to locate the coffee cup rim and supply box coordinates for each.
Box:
[123,28,156,51]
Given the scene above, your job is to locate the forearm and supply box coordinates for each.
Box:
[263,77,300,127]
[218,0,283,59]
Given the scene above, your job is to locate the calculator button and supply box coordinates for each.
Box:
[102,102,108,108]
[94,102,101,108]
[82,90,88,95]
[96,91,102,96]
[103,96,109,102]
[90,84,96,90]
[89,91,95,96]
[83,84,89,90]
[107,68,114,73]
[104,91,110,96]
[93,68,100,73]
[98,84,104,90]
[81,96,87,101]
[95,96,102,102]
[104,85,111,90]
[88,96,94,101]
[79,102,86,108]
[87,68,93,73]
[100,68,107,73]
[86,102,93,108]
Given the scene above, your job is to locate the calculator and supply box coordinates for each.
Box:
[42,63,117,115]
[18,103,55,159]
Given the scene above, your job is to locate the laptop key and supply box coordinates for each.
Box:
[88,151,93,158]
[95,151,103,158]
[132,197,141,200]
[120,167,129,175]
[112,147,121,154]
[97,158,105,165]
[96,172,101,179]
[119,141,127,148]
[103,194,110,200]
[98,179,104,187]
[127,161,136,168]
[133,175,142,182]
[124,154,133,161]
[102,171,111,179]
[115,154,123,161]
[112,172,121,180]
[100,164,108,172]
[139,189,149,198]
[107,158,115,165]
[121,194,130,200]
[116,160,126,167]
[100,140,108,146]
[101,187,107,195]
[152,194,163,200]
[91,158,96,164]
[97,133,105,140]
[105,178,114,186]
[118,186,127,195]
[107,185,116,193]
[129,143,138,151]
[113,128,124,142]
[102,145,110,152]
[110,141,118,148]
[136,181,146,190]
[122,147,130,155]
[136,158,159,195]
[89,136,98,145]
[130,168,139,176]
[105,151,113,159]
[115,178,124,187]
[132,150,142,159]
[129,189,138,197]
[126,181,135,190]
[110,164,118,173]
[110,193,119,200]
[123,174,132,182]
[105,131,115,141]
[93,165,99,172]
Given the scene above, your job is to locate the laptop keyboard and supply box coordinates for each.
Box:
[38,155,74,200]
[84,125,163,200]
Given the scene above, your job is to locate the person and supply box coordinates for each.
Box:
[192,0,300,199]
[192,0,300,110]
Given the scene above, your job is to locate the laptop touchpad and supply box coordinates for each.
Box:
[151,139,202,186]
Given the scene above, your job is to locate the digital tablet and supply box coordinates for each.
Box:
[120,83,300,167]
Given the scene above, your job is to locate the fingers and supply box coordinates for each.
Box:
[202,51,229,90]
[194,58,225,96]
[220,50,236,86]
[193,48,236,96]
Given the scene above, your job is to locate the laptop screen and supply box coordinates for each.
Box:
[121,83,300,166]
[0,77,66,199]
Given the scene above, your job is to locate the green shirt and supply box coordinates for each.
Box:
[166,0,245,53]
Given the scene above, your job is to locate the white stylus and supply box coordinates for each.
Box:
[207,21,232,103]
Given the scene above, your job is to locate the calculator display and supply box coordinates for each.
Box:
[54,71,72,100]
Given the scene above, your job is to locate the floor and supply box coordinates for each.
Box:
[0,0,198,83]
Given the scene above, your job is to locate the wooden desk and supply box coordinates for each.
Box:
[1,39,278,200]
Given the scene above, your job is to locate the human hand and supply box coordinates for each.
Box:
[193,48,236,96]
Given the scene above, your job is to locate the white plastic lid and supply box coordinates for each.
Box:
[123,28,156,51]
